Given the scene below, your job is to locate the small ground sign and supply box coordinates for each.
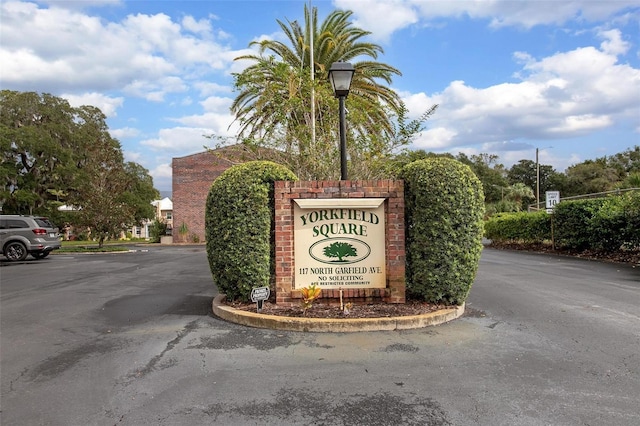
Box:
[251,286,270,311]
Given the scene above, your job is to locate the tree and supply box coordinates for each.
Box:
[456,153,509,203]
[323,241,357,262]
[505,182,535,211]
[507,159,556,196]
[564,160,621,196]
[233,5,402,138]
[0,91,159,244]
[620,172,640,189]
[0,91,81,214]
[229,5,434,180]
[607,146,640,175]
[68,112,158,247]
[121,162,159,224]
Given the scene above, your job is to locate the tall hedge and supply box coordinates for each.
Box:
[483,192,639,252]
[554,192,639,251]
[484,211,551,243]
[205,161,297,302]
[401,158,485,305]
[552,198,605,250]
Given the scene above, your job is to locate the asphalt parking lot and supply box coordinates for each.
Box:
[1,246,639,425]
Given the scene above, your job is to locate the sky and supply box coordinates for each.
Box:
[1,0,639,192]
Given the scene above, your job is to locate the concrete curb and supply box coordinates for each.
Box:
[212,294,465,333]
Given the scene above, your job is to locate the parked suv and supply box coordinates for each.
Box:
[0,215,61,261]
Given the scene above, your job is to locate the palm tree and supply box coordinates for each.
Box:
[230,5,405,179]
[506,182,535,211]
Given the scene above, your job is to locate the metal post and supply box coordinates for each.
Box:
[536,148,540,210]
[339,95,348,180]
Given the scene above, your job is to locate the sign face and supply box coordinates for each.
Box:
[545,191,560,210]
[294,198,386,289]
[250,286,270,302]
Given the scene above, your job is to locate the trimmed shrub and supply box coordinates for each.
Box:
[484,192,639,252]
[553,198,606,250]
[401,158,485,305]
[205,161,297,302]
[484,211,551,243]
[621,191,640,249]
[584,192,639,251]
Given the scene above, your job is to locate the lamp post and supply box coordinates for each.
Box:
[328,61,355,180]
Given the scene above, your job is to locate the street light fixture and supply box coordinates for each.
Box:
[328,61,355,180]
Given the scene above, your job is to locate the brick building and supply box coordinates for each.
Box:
[171,145,265,243]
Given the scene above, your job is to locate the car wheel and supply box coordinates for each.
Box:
[32,251,50,260]
[4,242,28,261]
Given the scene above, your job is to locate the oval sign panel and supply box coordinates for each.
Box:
[309,237,371,265]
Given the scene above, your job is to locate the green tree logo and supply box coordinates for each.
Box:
[323,242,357,262]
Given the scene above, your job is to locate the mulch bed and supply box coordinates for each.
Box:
[226,299,449,319]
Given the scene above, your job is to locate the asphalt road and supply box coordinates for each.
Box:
[1,246,638,426]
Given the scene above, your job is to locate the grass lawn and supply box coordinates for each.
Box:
[58,239,152,253]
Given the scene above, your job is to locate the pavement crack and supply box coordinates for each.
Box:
[4,367,29,395]
[130,320,198,378]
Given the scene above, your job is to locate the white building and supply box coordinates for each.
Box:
[132,197,173,239]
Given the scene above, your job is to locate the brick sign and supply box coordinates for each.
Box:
[294,198,386,289]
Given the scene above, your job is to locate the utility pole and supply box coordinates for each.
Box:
[536,148,540,210]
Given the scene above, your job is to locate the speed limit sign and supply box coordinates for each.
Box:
[546,191,560,210]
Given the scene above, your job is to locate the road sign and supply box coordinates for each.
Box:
[545,191,560,210]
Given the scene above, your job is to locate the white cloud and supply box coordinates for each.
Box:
[62,92,124,117]
[123,77,188,102]
[151,162,172,178]
[140,127,217,153]
[124,150,142,163]
[549,114,613,134]
[336,0,639,40]
[0,1,234,97]
[598,28,630,56]
[194,81,232,97]
[412,127,457,150]
[39,0,123,9]
[337,0,418,42]
[149,163,173,192]
[401,31,640,152]
[181,15,213,36]
[111,127,141,140]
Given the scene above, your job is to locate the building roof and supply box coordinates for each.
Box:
[152,197,173,210]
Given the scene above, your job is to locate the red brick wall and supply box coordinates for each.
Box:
[274,180,406,307]
[172,151,234,243]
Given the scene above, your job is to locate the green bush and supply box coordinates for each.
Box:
[621,192,640,249]
[205,161,297,302]
[484,192,639,252]
[484,200,519,218]
[401,158,485,305]
[484,211,551,243]
[149,220,167,243]
[553,198,606,250]
[582,192,639,251]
